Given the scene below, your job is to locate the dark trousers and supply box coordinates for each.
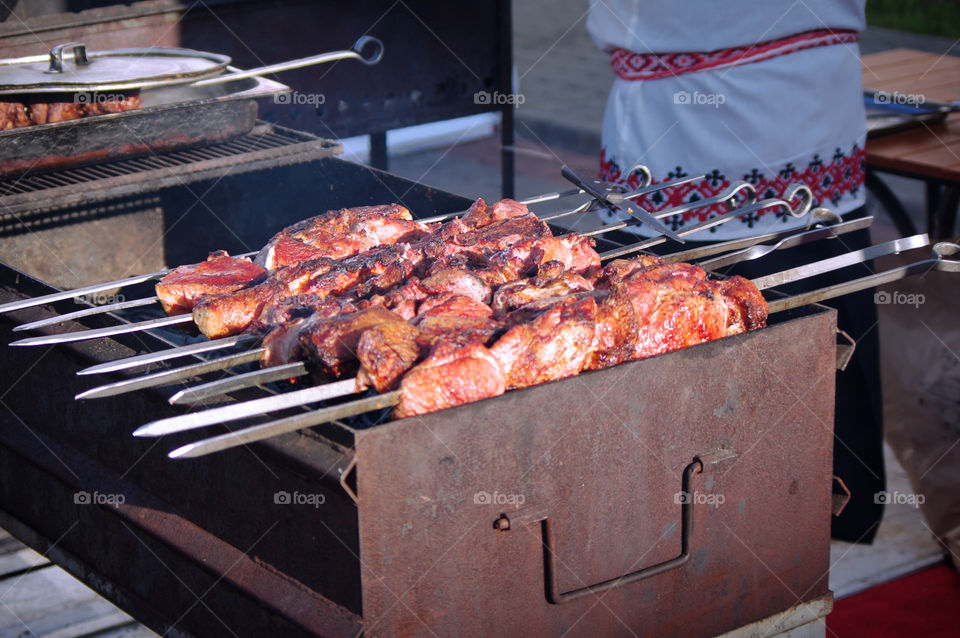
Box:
[651,206,884,542]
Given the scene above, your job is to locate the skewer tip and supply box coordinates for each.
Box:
[167,390,189,405]
[167,444,196,459]
[8,337,45,346]
[132,423,160,437]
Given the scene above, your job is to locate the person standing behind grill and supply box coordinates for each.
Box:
[587,0,883,543]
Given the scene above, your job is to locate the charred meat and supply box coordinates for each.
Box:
[155,251,266,315]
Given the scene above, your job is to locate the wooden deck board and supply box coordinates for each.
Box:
[0,530,156,638]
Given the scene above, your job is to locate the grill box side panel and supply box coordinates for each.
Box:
[355,307,837,638]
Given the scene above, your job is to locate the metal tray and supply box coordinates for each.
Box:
[0,72,289,178]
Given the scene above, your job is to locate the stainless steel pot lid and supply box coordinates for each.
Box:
[0,42,232,95]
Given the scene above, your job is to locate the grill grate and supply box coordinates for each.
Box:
[0,125,334,198]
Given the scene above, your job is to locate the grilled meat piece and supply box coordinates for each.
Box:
[472,234,600,285]
[459,197,530,228]
[356,277,426,321]
[595,254,669,288]
[413,295,501,349]
[46,102,85,123]
[155,251,266,315]
[715,275,769,335]
[355,320,422,393]
[0,101,31,129]
[394,342,506,419]
[300,307,405,378]
[419,268,491,306]
[194,243,420,338]
[27,102,49,126]
[421,208,551,266]
[491,268,595,315]
[586,257,768,369]
[260,297,357,368]
[193,258,337,338]
[490,294,598,390]
[255,204,428,269]
[354,295,500,392]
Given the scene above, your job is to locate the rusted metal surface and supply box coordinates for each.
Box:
[354,304,836,637]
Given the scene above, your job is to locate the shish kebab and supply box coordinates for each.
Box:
[0,167,702,330]
[168,239,959,460]
[87,184,916,433]
[6,178,762,361]
[68,183,813,401]
[81,200,865,403]
[131,229,929,439]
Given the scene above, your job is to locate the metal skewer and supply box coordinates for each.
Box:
[767,241,960,313]
[0,252,256,316]
[750,234,929,290]
[660,209,852,264]
[695,216,874,270]
[74,190,817,400]
[583,181,757,239]
[75,348,265,400]
[168,361,308,405]
[168,391,401,459]
[77,334,257,376]
[597,186,796,259]
[416,171,696,224]
[133,379,359,437]
[132,234,930,440]
[9,313,194,346]
[13,296,162,332]
[539,174,704,223]
[561,165,685,243]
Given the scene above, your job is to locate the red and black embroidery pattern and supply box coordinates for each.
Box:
[598,144,865,230]
[610,29,858,82]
